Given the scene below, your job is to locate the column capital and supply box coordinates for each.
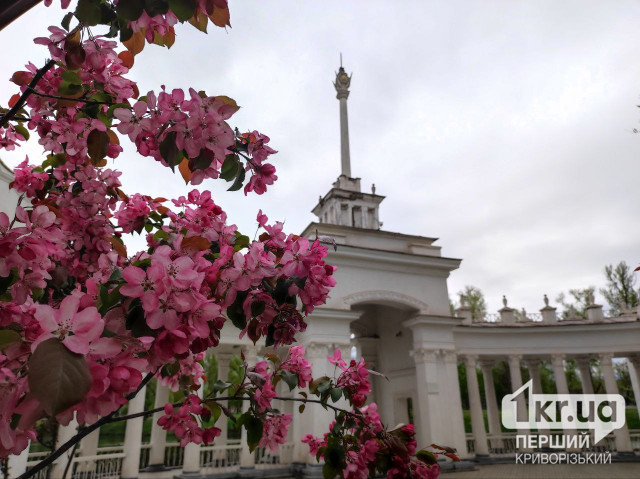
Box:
[305,342,331,359]
[462,354,478,367]
[599,352,614,365]
[438,349,458,364]
[523,358,542,370]
[550,353,565,364]
[411,347,438,363]
[628,355,640,368]
[507,354,522,366]
[478,359,495,371]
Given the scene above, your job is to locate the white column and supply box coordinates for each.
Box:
[182,385,204,475]
[628,356,640,421]
[50,417,79,479]
[148,380,170,469]
[216,353,231,445]
[479,360,502,447]
[524,358,549,436]
[439,350,467,453]
[239,346,258,471]
[550,354,569,395]
[507,355,525,421]
[78,428,100,472]
[338,96,351,177]
[121,385,147,479]
[575,357,594,394]
[7,443,30,479]
[463,356,489,456]
[599,353,632,453]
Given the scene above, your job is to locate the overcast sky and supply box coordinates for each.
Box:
[2,1,640,314]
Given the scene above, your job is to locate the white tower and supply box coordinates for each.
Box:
[312,61,384,229]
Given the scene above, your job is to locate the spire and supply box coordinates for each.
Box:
[334,57,352,178]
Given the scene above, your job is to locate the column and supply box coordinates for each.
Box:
[479,360,502,448]
[439,350,467,454]
[627,356,640,421]
[216,352,232,446]
[121,385,147,479]
[78,428,100,472]
[7,443,30,479]
[599,353,632,453]
[239,346,257,475]
[524,359,549,436]
[507,355,525,421]
[463,356,489,456]
[550,354,569,395]
[148,380,170,470]
[50,417,79,479]
[575,357,594,394]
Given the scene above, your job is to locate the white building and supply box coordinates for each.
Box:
[4,65,640,479]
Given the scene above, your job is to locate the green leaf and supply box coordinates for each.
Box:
[117,0,145,21]
[226,291,248,330]
[220,154,239,180]
[279,370,299,391]
[227,167,246,192]
[159,131,180,171]
[145,0,170,16]
[192,149,214,170]
[169,0,197,22]
[0,330,21,350]
[14,124,29,141]
[61,11,74,31]
[58,81,83,97]
[416,450,438,465]
[298,404,305,414]
[205,402,222,423]
[322,463,339,479]
[61,71,81,85]
[244,415,263,452]
[28,338,92,416]
[75,0,103,26]
[126,299,156,337]
[329,387,342,403]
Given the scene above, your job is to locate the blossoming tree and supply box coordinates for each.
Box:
[0,1,449,478]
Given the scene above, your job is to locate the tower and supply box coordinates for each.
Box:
[311,60,384,229]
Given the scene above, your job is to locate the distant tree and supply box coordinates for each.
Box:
[556,287,595,319]
[600,261,639,316]
[457,285,488,321]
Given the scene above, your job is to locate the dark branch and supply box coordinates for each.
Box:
[0,60,55,127]
[0,0,42,32]
[26,87,114,106]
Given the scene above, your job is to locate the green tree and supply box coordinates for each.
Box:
[600,261,639,316]
[457,285,487,321]
[556,287,595,319]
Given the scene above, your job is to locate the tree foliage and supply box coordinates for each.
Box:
[600,261,638,316]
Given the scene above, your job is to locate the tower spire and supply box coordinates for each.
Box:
[334,58,352,178]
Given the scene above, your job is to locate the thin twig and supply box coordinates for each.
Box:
[26,87,113,106]
[60,440,78,479]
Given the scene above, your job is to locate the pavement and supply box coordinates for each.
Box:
[443,463,640,478]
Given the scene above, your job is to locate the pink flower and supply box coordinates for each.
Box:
[259,414,292,451]
[33,296,104,355]
[328,349,347,370]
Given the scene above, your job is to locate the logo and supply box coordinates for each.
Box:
[501,380,625,444]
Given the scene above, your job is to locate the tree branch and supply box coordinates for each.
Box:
[0,60,55,127]
[17,372,156,479]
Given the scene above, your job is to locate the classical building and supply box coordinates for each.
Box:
[5,64,640,479]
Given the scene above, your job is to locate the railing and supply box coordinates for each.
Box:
[478,313,500,323]
[466,430,640,456]
[163,442,184,468]
[199,444,241,475]
[70,453,124,479]
[255,442,294,469]
[139,444,150,469]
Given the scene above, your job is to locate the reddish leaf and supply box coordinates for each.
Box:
[189,11,208,32]
[117,51,134,69]
[107,129,120,146]
[87,129,110,163]
[108,237,127,257]
[124,30,146,56]
[181,236,210,252]
[178,157,193,184]
[8,93,20,108]
[11,71,32,87]
[209,4,230,27]
[28,338,91,416]
[65,44,86,70]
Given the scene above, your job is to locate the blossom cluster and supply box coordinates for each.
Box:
[157,394,221,446]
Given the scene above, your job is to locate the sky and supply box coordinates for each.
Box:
[2,0,640,314]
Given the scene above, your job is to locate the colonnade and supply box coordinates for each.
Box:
[463,353,640,456]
